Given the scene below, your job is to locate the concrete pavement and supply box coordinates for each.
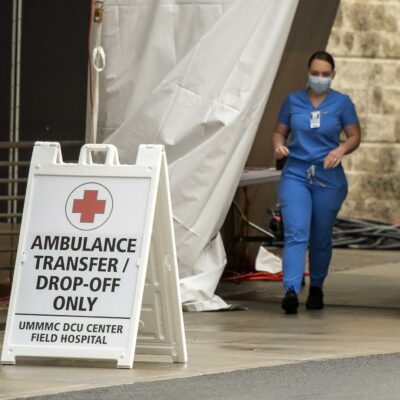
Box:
[22,353,400,400]
[0,249,399,399]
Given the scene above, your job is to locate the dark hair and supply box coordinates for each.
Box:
[308,50,335,71]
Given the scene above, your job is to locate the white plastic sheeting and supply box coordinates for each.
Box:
[95,0,299,311]
[255,247,282,274]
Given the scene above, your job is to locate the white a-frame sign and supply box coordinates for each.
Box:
[1,142,187,368]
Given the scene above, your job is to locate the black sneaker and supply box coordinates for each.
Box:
[306,286,324,310]
[281,289,299,314]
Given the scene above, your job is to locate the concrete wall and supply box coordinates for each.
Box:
[327,0,400,223]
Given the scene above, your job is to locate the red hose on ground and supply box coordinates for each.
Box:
[224,271,309,283]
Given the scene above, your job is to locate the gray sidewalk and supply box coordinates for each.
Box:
[1,249,399,399]
[21,353,400,400]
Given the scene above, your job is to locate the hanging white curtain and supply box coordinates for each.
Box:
[95,0,299,311]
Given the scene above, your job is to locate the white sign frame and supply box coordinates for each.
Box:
[1,142,187,368]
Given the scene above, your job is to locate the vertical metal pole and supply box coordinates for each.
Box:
[8,0,23,280]
[13,0,22,218]
[8,0,18,218]
[90,0,105,145]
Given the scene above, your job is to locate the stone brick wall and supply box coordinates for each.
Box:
[327,0,400,223]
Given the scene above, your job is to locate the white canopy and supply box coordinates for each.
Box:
[94,0,299,310]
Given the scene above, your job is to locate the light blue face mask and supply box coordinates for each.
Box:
[308,74,332,94]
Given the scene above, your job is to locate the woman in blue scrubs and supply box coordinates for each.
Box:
[272,51,361,314]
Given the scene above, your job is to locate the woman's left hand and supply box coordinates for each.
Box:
[323,147,346,169]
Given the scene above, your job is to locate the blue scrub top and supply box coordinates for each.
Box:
[278,89,359,163]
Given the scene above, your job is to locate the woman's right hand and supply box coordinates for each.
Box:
[274,145,290,160]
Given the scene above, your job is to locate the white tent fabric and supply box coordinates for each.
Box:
[95,0,299,311]
[255,247,282,274]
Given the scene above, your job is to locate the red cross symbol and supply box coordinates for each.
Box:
[72,190,106,223]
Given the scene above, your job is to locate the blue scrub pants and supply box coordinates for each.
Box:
[279,158,348,294]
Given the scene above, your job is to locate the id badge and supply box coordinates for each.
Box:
[310,111,320,129]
